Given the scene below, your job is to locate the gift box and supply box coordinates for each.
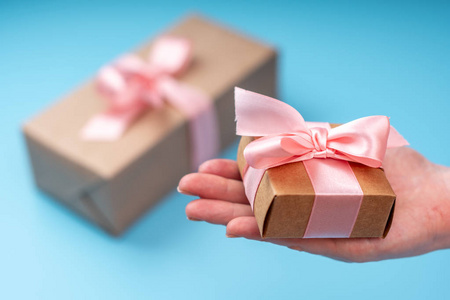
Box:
[235,88,408,238]
[23,15,277,235]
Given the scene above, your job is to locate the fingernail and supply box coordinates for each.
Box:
[187,217,202,221]
[226,233,238,238]
[177,186,196,196]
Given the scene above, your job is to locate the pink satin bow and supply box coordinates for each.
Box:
[235,87,409,170]
[81,36,220,170]
[82,36,211,141]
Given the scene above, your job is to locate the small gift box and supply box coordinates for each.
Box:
[235,88,408,238]
[23,16,277,235]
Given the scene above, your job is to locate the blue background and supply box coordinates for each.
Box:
[1,0,450,299]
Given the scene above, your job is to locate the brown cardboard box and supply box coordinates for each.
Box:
[237,132,396,239]
[23,15,277,235]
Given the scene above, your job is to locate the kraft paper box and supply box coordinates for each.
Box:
[234,88,407,239]
[237,134,395,239]
[23,15,277,235]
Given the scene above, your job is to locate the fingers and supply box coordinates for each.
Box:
[186,199,253,225]
[178,173,248,204]
[225,216,262,239]
[198,159,242,180]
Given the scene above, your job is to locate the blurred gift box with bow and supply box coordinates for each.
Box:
[23,15,277,235]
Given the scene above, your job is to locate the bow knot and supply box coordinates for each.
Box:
[312,148,335,159]
[310,127,328,152]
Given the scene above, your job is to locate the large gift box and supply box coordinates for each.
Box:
[235,88,408,238]
[23,16,277,235]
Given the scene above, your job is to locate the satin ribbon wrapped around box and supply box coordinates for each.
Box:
[236,88,408,238]
[22,16,277,235]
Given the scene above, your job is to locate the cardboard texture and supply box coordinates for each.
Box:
[237,125,396,239]
[23,15,278,235]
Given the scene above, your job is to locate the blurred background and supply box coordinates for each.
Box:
[1,0,449,299]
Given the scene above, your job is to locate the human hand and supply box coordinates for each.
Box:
[178,147,450,262]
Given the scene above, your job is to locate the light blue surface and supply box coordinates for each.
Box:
[1,0,450,299]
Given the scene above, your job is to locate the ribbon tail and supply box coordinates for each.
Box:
[242,164,266,210]
[159,78,220,170]
[387,126,409,148]
[81,103,146,141]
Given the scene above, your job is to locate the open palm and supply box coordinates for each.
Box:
[179,147,450,262]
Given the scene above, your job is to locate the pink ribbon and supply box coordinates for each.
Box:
[235,87,408,238]
[81,36,219,170]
